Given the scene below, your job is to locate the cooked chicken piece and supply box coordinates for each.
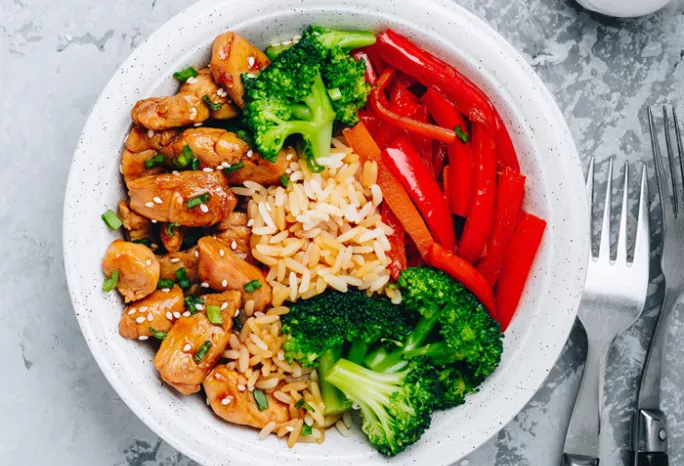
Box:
[224,147,292,186]
[131,69,238,131]
[159,246,199,283]
[215,212,251,260]
[203,365,291,429]
[197,237,271,312]
[102,240,160,303]
[119,286,184,339]
[128,171,237,227]
[118,200,154,243]
[153,291,241,394]
[120,127,179,184]
[125,126,179,153]
[161,128,248,170]
[121,149,165,184]
[159,223,185,253]
[211,32,270,108]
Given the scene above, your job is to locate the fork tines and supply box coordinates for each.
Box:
[648,106,684,220]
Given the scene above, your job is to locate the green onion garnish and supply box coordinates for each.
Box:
[191,157,200,170]
[223,161,244,175]
[207,305,223,325]
[132,238,153,247]
[327,87,343,101]
[454,125,470,144]
[144,153,165,169]
[101,210,123,230]
[233,315,243,331]
[186,193,210,209]
[173,66,198,82]
[301,424,313,437]
[244,279,262,293]
[176,267,192,290]
[193,340,212,362]
[149,328,167,340]
[253,389,269,411]
[202,95,222,111]
[166,223,180,237]
[280,175,289,187]
[103,270,119,292]
[294,399,314,411]
[157,278,175,290]
[184,295,204,315]
[173,145,196,169]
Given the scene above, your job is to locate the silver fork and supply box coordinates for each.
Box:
[561,157,650,466]
[632,106,684,466]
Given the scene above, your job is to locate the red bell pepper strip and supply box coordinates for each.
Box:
[381,204,407,279]
[495,211,546,331]
[382,135,456,252]
[357,110,381,138]
[351,50,378,86]
[375,29,520,170]
[411,105,435,175]
[370,69,458,144]
[428,243,496,315]
[343,123,435,258]
[374,80,421,149]
[432,141,448,182]
[476,168,526,286]
[458,124,497,262]
[422,88,473,216]
[358,45,386,75]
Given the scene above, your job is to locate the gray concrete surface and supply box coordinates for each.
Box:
[1,0,683,464]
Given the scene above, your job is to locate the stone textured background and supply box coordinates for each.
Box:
[1,0,683,464]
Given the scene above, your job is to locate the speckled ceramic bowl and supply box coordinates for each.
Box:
[63,0,589,464]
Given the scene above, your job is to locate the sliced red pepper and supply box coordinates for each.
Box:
[382,135,456,251]
[432,141,448,182]
[411,106,434,175]
[428,243,495,315]
[422,88,473,216]
[382,204,407,279]
[495,211,546,331]
[357,110,381,138]
[476,168,526,286]
[343,123,435,258]
[358,45,386,75]
[375,29,520,170]
[370,69,458,144]
[374,79,421,149]
[351,50,378,86]
[458,124,497,262]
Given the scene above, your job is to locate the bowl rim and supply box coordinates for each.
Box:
[63,0,588,464]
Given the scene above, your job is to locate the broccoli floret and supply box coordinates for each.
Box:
[326,357,436,457]
[365,267,504,383]
[303,26,377,51]
[281,289,411,415]
[433,365,479,410]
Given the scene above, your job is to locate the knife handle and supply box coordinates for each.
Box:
[636,452,668,466]
[561,453,599,466]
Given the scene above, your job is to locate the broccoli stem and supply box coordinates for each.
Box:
[317,30,377,50]
[265,43,294,60]
[318,348,352,416]
[347,340,369,365]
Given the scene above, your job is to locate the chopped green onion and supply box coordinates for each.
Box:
[184,295,204,315]
[301,424,313,437]
[244,279,262,293]
[101,210,123,230]
[191,157,200,170]
[454,125,470,144]
[327,87,343,101]
[253,389,269,411]
[103,270,119,292]
[223,161,244,175]
[157,278,175,290]
[280,175,289,187]
[149,328,167,340]
[132,238,153,247]
[176,268,192,290]
[207,305,223,325]
[173,66,198,82]
[193,340,212,362]
[233,315,244,331]
[166,223,180,237]
[144,153,165,169]
[173,145,196,169]
[202,94,222,111]
[294,399,314,411]
[186,193,210,209]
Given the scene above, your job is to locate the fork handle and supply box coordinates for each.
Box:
[636,452,668,466]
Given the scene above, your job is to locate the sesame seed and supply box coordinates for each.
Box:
[247,219,254,227]
[170,258,180,263]
[161,288,170,293]
[138,336,149,341]
[230,240,237,250]
[237,384,246,391]
[194,250,199,257]
[195,304,205,311]
[183,344,192,352]
[153,196,163,204]
[247,150,253,158]
[222,396,233,405]
[223,162,231,169]
[119,164,123,174]
[139,306,148,312]
[135,316,146,323]
[147,313,153,322]
[201,282,210,288]
[145,202,154,208]
[234,309,240,317]
[147,129,155,138]
[128,309,137,315]
[172,170,181,176]
[194,122,203,127]
[286,426,294,432]
[285,168,292,174]
[221,302,228,310]
[151,220,158,224]
[151,243,159,249]
[182,311,191,317]
[221,279,228,287]
[203,167,214,172]
[219,249,225,257]
[286,153,293,161]
[248,56,255,67]
[166,312,173,320]
[200,204,209,213]
[146,260,152,266]
[186,76,198,84]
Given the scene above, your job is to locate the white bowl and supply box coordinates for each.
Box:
[63,0,589,464]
